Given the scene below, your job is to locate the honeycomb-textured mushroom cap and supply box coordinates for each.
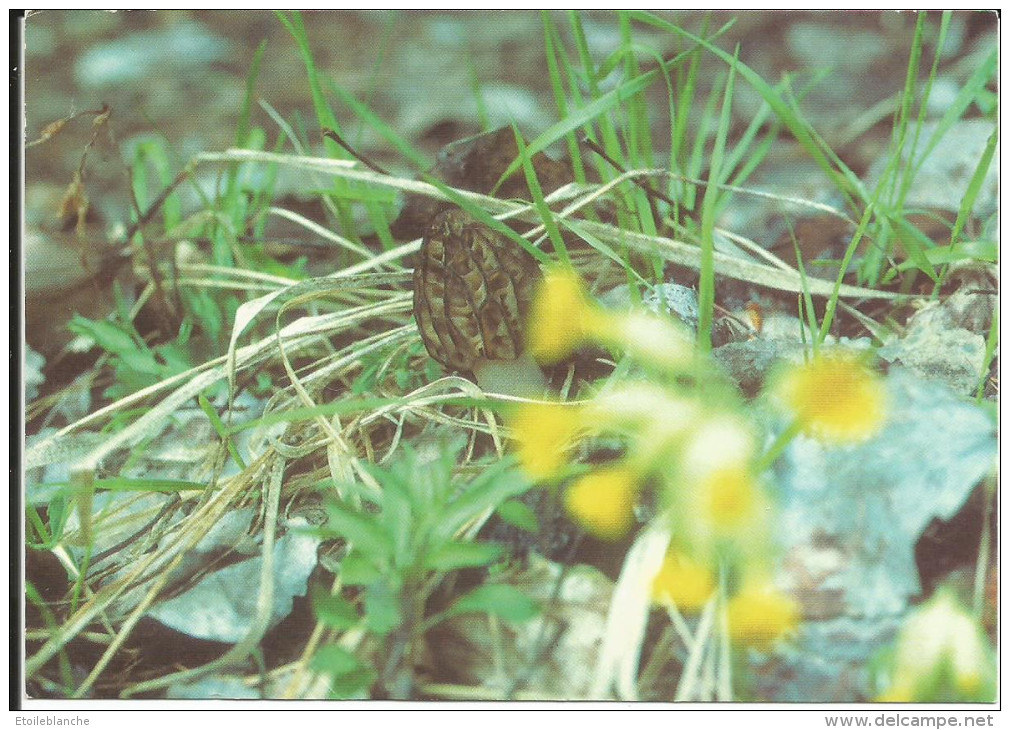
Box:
[413,208,542,374]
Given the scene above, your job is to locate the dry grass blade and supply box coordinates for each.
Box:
[120,457,286,697]
[198,148,900,302]
[591,522,672,700]
[565,217,899,300]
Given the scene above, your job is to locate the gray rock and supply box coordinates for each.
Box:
[774,367,995,618]
[25,346,45,403]
[714,338,803,395]
[642,282,700,331]
[864,119,998,216]
[75,21,231,87]
[878,324,985,396]
[756,368,996,701]
[147,518,321,643]
[787,22,887,73]
[878,274,994,395]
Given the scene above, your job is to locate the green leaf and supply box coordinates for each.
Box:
[311,644,367,676]
[370,469,415,566]
[364,578,402,635]
[118,349,163,377]
[68,316,140,356]
[448,584,540,623]
[423,540,504,571]
[497,499,540,533]
[949,125,997,247]
[339,550,383,586]
[328,667,377,699]
[311,586,361,630]
[434,465,532,542]
[324,499,393,562]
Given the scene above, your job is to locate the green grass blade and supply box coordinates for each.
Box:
[514,125,570,266]
[910,50,996,186]
[898,12,949,207]
[328,82,549,262]
[697,46,738,352]
[949,124,998,249]
[630,11,860,205]
[275,11,359,240]
[26,581,76,695]
[542,11,587,183]
[198,394,248,470]
[326,80,430,173]
[568,10,627,183]
[222,38,267,221]
[618,12,654,169]
[275,12,339,134]
[817,201,878,345]
[787,224,821,353]
[975,309,998,402]
[671,13,707,185]
[38,478,206,493]
[889,13,927,208]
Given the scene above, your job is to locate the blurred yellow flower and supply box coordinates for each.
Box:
[511,402,583,481]
[726,581,800,649]
[773,352,886,443]
[527,267,605,365]
[876,589,996,702]
[701,465,760,533]
[681,415,756,481]
[662,415,767,555]
[563,466,639,540]
[651,550,716,612]
[526,268,694,376]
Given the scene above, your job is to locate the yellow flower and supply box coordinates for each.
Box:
[681,415,757,480]
[510,402,583,481]
[726,581,800,649]
[526,268,694,375]
[877,589,996,702]
[672,415,768,554]
[527,267,605,365]
[700,465,760,534]
[773,352,886,443]
[563,466,639,541]
[651,550,716,612]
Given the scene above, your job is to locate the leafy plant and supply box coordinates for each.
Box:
[68,310,197,401]
[310,443,539,698]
